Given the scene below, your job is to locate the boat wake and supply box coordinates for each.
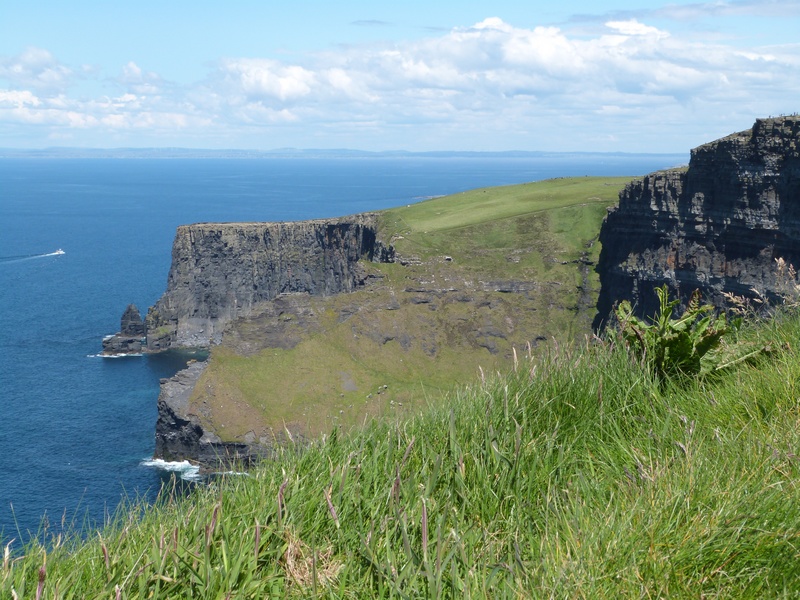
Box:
[0,249,65,263]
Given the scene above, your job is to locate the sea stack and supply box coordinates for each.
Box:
[102,304,146,354]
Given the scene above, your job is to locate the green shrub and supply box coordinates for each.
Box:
[613,286,739,380]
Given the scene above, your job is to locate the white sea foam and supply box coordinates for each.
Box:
[220,470,250,477]
[141,458,202,482]
[86,352,144,358]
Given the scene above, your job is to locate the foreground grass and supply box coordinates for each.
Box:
[5,312,800,598]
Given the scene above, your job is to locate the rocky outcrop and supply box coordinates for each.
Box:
[154,360,305,465]
[153,361,208,461]
[102,304,146,354]
[101,214,393,354]
[116,213,393,463]
[144,214,393,349]
[595,116,800,327]
[154,361,271,466]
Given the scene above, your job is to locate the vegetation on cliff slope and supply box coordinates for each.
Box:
[192,177,630,441]
[4,306,800,598]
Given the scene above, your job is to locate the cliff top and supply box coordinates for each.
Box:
[178,213,379,231]
[694,114,800,152]
[188,176,634,442]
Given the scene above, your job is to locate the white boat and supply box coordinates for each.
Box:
[54,249,65,255]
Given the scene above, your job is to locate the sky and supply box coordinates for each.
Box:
[1,0,798,152]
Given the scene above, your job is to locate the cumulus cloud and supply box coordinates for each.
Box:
[0,15,798,149]
[118,61,166,95]
[0,47,75,93]
[218,58,316,102]
[605,19,669,38]
[0,89,41,108]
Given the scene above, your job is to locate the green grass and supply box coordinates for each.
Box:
[192,177,629,442]
[379,176,625,269]
[381,176,628,234]
[6,310,800,597]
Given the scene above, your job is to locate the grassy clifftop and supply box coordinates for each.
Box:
[189,177,631,441]
[6,305,800,597]
[6,178,800,597]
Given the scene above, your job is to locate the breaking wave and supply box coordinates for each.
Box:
[141,458,202,482]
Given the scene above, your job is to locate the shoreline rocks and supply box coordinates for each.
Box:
[101,304,146,355]
[154,360,305,467]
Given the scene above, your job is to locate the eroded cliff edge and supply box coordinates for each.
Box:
[121,176,620,465]
[595,116,800,327]
[143,214,393,350]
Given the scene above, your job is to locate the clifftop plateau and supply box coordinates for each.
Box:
[595,116,800,326]
[106,177,627,464]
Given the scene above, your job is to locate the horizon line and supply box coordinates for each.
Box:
[0,147,689,158]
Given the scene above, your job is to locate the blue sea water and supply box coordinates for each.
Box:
[0,154,684,545]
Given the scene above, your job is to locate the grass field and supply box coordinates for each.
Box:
[5,306,800,597]
[189,176,631,441]
[5,177,800,597]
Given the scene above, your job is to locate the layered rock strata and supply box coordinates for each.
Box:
[126,214,392,463]
[145,214,393,349]
[102,214,394,354]
[102,304,146,354]
[595,116,800,327]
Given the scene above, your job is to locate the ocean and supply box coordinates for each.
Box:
[0,154,684,544]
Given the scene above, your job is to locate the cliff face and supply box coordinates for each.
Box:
[142,213,394,463]
[145,214,393,349]
[595,116,800,326]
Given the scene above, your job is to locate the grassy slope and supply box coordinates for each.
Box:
[5,310,800,597]
[192,177,630,440]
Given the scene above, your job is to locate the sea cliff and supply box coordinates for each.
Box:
[102,215,394,354]
[595,116,800,326]
[106,178,621,464]
[139,215,393,463]
[145,214,394,349]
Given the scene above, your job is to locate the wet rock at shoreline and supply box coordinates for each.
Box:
[102,303,146,354]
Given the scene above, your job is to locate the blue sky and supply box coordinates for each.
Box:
[1,0,798,152]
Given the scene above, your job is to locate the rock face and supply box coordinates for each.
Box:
[595,116,800,327]
[144,214,393,349]
[153,361,208,461]
[137,214,392,463]
[154,361,281,465]
[102,304,145,354]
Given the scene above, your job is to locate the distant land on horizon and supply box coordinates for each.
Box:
[0,147,689,161]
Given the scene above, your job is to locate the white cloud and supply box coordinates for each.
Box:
[0,89,41,107]
[219,59,315,101]
[0,47,75,93]
[118,61,165,95]
[0,15,798,150]
[605,19,669,38]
